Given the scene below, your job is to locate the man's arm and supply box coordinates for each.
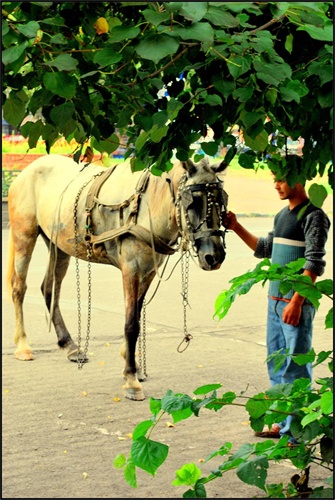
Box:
[282,270,318,326]
[223,211,258,251]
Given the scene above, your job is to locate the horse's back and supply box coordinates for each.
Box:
[8,154,101,231]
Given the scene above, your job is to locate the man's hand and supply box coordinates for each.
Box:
[222,210,238,230]
[282,302,303,326]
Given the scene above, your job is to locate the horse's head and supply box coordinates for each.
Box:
[175,157,228,270]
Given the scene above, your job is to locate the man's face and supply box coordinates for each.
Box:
[273,179,292,200]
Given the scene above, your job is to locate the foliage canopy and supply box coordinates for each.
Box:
[2,1,333,186]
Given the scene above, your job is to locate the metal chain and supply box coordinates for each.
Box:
[74,173,102,369]
[139,299,147,377]
[177,250,193,352]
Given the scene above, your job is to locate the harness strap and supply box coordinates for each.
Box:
[89,223,176,255]
[85,165,118,211]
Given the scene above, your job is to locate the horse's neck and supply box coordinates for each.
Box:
[144,171,179,243]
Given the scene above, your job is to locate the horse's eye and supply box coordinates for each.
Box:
[189,194,203,210]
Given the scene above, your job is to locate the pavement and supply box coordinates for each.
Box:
[2,210,333,498]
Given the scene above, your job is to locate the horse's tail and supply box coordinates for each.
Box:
[6,228,15,298]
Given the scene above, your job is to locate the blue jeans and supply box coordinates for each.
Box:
[266,298,315,441]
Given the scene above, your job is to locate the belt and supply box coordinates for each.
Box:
[269,295,291,303]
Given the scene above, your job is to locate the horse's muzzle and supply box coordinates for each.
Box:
[194,231,226,271]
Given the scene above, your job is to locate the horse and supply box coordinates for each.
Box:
[6,154,228,400]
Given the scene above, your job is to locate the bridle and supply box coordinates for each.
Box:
[174,172,229,253]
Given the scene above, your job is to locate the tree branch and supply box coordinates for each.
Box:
[249,15,285,35]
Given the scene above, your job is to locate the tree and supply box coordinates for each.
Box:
[2,1,333,187]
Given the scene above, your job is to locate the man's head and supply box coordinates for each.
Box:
[271,174,307,202]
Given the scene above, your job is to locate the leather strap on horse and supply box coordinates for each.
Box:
[89,223,176,255]
[84,167,176,255]
[85,165,118,212]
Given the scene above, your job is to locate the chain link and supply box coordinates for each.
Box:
[74,173,102,369]
[139,298,147,377]
[178,250,193,352]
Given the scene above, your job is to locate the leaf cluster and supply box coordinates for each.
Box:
[2,2,333,184]
[114,352,333,497]
[214,257,333,329]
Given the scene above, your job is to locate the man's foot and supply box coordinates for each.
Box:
[255,424,281,438]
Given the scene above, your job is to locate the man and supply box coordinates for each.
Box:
[223,169,331,443]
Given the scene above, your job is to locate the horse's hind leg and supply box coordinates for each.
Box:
[7,227,37,360]
[40,237,82,362]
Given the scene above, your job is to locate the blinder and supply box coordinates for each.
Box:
[179,180,229,244]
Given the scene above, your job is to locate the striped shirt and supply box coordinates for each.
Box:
[254,200,331,300]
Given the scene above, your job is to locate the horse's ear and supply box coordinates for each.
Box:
[211,159,228,173]
[182,159,197,176]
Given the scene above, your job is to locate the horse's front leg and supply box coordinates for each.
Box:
[120,269,156,401]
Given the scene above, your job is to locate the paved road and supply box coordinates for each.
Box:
[2,218,333,498]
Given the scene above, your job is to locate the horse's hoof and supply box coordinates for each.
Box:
[67,349,89,363]
[14,349,34,361]
[125,388,145,401]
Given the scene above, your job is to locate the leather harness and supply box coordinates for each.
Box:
[84,166,176,255]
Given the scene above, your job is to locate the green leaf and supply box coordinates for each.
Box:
[49,33,67,44]
[149,397,162,416]
[265,88,278,104]
[161,393,193,413]
[297,23,333,42]
[320,391,333,415]
[43,72,76,99]
[201,141,219,156]
[171,406,193,423]
[254,60,292,84]
[172,463,201,486]
[285,33,293,54]
[142,8,170,26]
[292,349,316,366]
[193,383,222,395]
[135,130,150,152]
[180,2,208,22]
[301,410,322,427]
[232,86,253,102]
[131,437,169,476]
[325,307,333,329]
[227,54,251,79]
[114,454,127,469]
[132,420,154,441]
[29,88,53,115]
[150,125,169,143]
[2,41,28,65]
[308,183,328,208]
[244,129,268,152]
[50,103,75,126]
[2,19,9,36]
[124,460,137,488]
[246,393,272,419]
[27,119,45,149]
[204,94,222,106]
[44,54,78,72]
[162,22,214,43]
[110,25,140,42]
[16,21,40,38]
[93,48,122,68]
[238,151,256,169]
[236,455,269,490]
[3,90,28,127]
[204,6,239,27]
[136,34,179,64]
